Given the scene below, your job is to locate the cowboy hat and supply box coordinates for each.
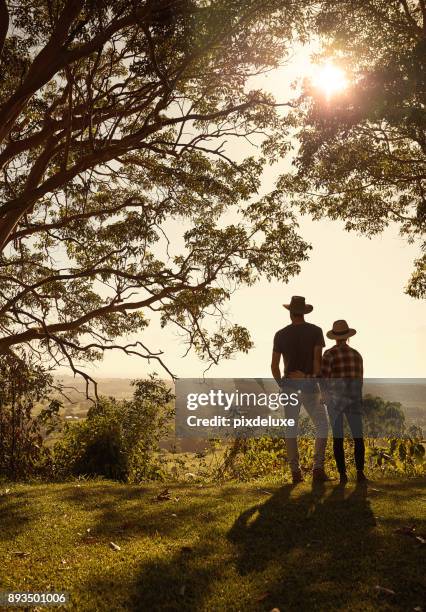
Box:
[326,319,357,340]
[283,295,313,314]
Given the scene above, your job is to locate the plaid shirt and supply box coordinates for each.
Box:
[321,343,363,379]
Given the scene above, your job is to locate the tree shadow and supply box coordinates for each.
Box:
[0,495,34,542]
[57,481,243,543]
[61,483,243,611]
[0,486,54,542]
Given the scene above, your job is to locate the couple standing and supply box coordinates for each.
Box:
[271,295,367,485]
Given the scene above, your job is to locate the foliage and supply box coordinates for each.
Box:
[217,395,424,481]
[0,0,312,388]
[362,394,407,437]
[52,376,174,481]
[217,435,425,482]
[278,0,426,297]
[0,353,61,479]
[218,436,286,481]
[368,437,425,477]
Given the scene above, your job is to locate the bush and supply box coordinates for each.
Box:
[217,399,425,481]
[218,433,425,482]
[0,355,61,480]
[367,437,425,477]
[363,395,406,437]
[52,376,174,481]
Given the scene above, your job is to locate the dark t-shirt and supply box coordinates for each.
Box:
[273,322,325,376]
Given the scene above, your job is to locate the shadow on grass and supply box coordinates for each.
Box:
[57,482,243,542]
[74,483,370,610]
[1,481,239,546]
[227,481,425,610]
[0,496,34,542]
[80,480,425,611]
[4,479,424,610]
[227,482,380,609]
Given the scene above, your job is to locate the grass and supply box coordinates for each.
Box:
[1,478,425,611]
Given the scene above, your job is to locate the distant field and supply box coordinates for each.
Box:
[364,381,426,429]
[52,376,138,418]
[49,376,426,428]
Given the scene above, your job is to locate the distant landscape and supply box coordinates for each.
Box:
[52,376,426,430]
[54,375,142,417]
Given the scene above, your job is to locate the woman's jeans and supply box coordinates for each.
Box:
[326,380,365,474]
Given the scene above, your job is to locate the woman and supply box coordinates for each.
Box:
[321,320,367,484]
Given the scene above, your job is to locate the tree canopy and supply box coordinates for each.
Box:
[279,0,426,297]
[0,0,311,391]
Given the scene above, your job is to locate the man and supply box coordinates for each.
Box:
[271,295,329,484]
[321,320,367,484]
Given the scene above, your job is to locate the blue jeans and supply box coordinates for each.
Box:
[326,381,365,473]
[281,379,328,472]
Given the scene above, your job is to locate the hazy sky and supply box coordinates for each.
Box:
[66,45,425,381]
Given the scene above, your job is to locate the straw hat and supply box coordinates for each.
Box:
[326,319,357,340]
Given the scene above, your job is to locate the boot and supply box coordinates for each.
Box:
[312,468,331,482]
[356,470,368,483]
[291,469,303,484]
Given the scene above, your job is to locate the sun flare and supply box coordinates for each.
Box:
[311,63,348,99]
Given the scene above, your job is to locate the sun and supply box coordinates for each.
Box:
[311,62,348,99]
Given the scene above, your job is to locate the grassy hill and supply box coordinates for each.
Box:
[1,479,425,611]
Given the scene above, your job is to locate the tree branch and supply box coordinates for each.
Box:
[0,278,214,351]
[419,0,426,30]
[0,97,258,250]
[0,0,9,59]
[0,0,85,145]
[398,0,423,32]
[10,199,144,243]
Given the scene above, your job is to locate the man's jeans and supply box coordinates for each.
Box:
[326,380,365,473]
[281,379,328,472]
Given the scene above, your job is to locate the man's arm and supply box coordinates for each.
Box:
[319,350,331,405]
[313,327,326,377]
[313,345,323,377]
[321,352,331,378]
[271,351,282,385]
[320,350,332,378]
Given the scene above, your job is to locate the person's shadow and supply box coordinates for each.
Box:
[227,482,376,609]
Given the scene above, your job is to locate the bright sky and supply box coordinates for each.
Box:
[74,45,425,381]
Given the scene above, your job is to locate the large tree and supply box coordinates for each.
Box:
[0,0,311,392]
[278,0,426,297]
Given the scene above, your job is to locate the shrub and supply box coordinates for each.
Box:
[217,399,425,482]
[367,437,425,477]
[218,434,425,482]
[0,355,61,480]
[363,395,406,437]
[52,376,174,481]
